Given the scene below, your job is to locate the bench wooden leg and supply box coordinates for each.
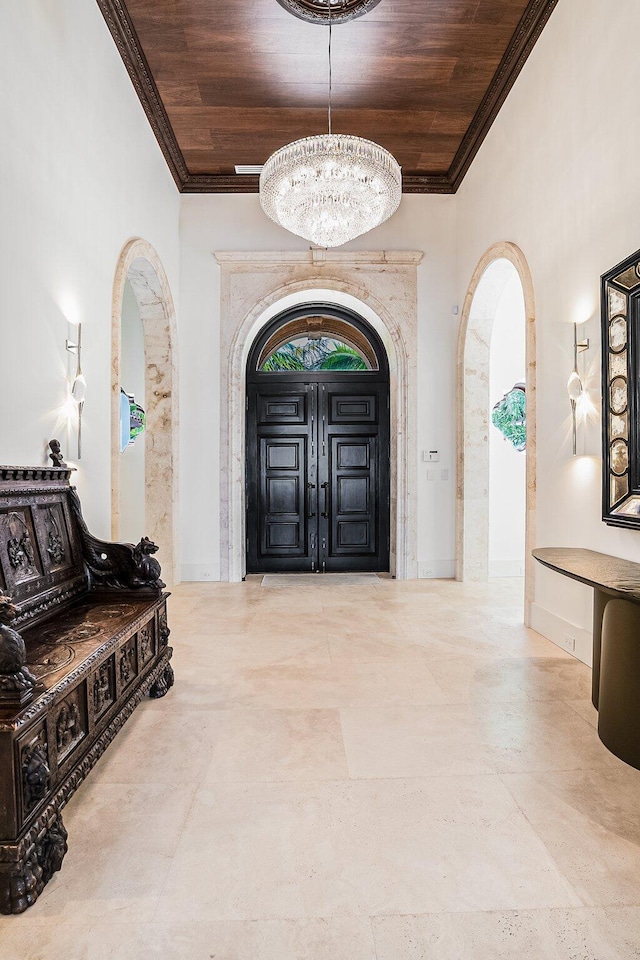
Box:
[149,662,175,699]
[0,811,67,915]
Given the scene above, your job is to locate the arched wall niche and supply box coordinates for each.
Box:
[111,238,179,587]
[456,241,537,624]
[215,250,422,582]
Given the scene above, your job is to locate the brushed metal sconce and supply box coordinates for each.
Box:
[567,322,590,456]
[66,324,86,459]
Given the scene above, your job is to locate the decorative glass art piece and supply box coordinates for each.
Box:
[601,249,640,527]
[119,388,146,453]
[261,336,368,371]
[491,383,526,452]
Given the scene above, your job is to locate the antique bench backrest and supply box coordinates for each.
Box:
[0,467,87,627]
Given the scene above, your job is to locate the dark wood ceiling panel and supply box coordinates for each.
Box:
[97,0,560,192]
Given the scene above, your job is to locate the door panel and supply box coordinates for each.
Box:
[247,378,389,573]
[260,437,307,558]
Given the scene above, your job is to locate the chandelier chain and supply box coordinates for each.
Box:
[328,5,332,135]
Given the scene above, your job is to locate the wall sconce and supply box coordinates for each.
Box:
[567,322,590,456]
[66,323,86,459]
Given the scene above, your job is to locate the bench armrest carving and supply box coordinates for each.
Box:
[69,489,166,592]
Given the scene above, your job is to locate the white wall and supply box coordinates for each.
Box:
[118,279,146,544]
[178,194,458,581]
[456,0,640,662]
[489,272,526,578]
[0,1,179,538]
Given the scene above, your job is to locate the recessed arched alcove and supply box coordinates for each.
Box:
[456,242,537,624]
[111,238,179,587]
[215,250,422,582]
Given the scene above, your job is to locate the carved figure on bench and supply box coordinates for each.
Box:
[0,594,37,706]
[48,439,67,468]
[132,537,164,588]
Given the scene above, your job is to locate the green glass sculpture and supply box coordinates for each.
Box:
[491,383,526,452]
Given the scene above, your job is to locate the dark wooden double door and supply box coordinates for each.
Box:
[246,377,390,573]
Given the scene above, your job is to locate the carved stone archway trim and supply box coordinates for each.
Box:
[111,239,179,587]
[215,250,422,582]
[456,241,537,624]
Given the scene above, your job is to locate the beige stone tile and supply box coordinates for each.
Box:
[171,628,331,668]
[372,907,640,960]
[474,700,617,773]
[328,627,526,663]
[566,697,599,728]
[340,701,617,779]
[156,777,580,921]
[202,708,349,782]
[170,660,449,710]
[341,704,496,778]
[502,767,640,906]
[428,656,592,703]
[0,917,377,960]
[25,781,197,923]
[89,702,219,784]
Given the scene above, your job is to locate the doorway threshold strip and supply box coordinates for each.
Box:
[261,573,381,587]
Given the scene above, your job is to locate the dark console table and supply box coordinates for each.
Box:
[533,547,640,769]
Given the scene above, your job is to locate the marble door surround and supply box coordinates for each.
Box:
[215,250,422,582]
[456,241,537,624]
[111,238,179,587]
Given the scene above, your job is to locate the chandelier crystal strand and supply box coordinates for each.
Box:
[260,0,401,248]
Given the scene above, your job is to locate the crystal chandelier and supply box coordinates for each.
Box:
[260,3,401,248]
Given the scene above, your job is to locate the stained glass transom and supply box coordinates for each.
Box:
[260,337,369,372]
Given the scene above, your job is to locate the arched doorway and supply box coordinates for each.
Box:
[456,242,536,624]
[215,250,422,583]
[245,304,390,573]
[111,239,179,587]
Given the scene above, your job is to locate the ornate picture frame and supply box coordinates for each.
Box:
[601,248,640,526]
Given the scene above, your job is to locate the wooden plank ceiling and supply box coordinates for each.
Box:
[98,0,559,192]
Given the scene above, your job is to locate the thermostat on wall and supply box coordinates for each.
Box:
[422,450,440,462]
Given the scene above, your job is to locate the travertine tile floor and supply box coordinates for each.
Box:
[3,576,640,958]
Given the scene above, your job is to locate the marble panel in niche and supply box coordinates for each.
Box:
[609,287,627,318]
[613,264,640,290]
[609,316,627,353]
[611,474,629,507]
[55,687,86,764]
[0,507,42,590]
[609,350,627,380]
[118,635,138,691]
[610,411,628,440]
[610,438,629,476]
[610,377,628,415]
[137,620,156,667]
[92,657,115,719]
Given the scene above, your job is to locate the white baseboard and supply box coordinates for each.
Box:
[417,560,456,579]
[180,563,221,582]
[489,559,525,577]
[530,601,592,666]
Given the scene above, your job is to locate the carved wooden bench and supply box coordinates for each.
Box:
[0,464,174,914]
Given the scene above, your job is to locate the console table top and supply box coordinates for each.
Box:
[533,547,640,600]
